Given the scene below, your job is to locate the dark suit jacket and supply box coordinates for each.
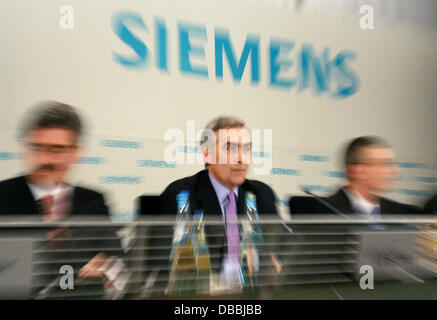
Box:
[159,169,277,274]
[0,175,109,216]
[323,187,421,214]
[424,194,437,214]
[159,169,278,216]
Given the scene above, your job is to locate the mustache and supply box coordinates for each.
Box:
[35,164,61,171]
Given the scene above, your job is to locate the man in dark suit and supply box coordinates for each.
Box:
[323,136,421,215]
[160,116,281,290]
[159,167,277,217]
[160,116,277,216]
[0,101,108,217]
[0,101,126,296]
[0,175,108,216]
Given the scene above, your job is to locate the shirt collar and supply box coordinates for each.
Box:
[344,188,380,215]
[27,182,72,201]
[208,172,238,206]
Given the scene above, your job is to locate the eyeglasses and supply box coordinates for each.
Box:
[27,143,77,155]
[357,160,398,167]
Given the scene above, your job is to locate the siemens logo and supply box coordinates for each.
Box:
[300,184,332,193]
[137,160,176,168]
[298,154,329,162]
[111,12,359,99]
[176,146,202,154]
[396,188,429,197]
[324,171,346,178]
[99,139,142,149]
[271,168,300,176]
[396,162,428,169]
[77,157,106,165]
[0,152,20,160]
[99,176,143,184]
[253,151,272,158]
[413,176,437,183]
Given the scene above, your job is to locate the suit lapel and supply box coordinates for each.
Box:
[70,187,78,214]
[237,185,246,215]
[193,170,222,215]
[19,176,41,214]
[380,198,390,214]
[330,188,355,213]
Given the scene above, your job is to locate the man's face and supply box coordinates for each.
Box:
[349,146,400,194]
[204,126,251,189]
[23,128,79,186]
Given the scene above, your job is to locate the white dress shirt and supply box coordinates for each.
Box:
[27,182,73,217]
[343,188,381,217]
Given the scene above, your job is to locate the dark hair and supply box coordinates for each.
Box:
[20,101,83,140]
[344,136,390,166]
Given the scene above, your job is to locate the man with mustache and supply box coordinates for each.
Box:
[0,101,108,217]
[0,101,128,297]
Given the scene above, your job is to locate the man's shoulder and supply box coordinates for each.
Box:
[73,185,105,200]
[244,178,274,193]
[381,196,421,214]
[424,194,437,213]
[161,170,205,195]
[0,176,27,193]
[324,187,347,203]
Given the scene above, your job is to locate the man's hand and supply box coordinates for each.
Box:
[270,254,282,276]
[78,252,108,279]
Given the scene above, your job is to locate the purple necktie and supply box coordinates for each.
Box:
[225,191,240,262]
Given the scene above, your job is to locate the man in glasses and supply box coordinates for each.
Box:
[0,101,129,298]
[0,101,108,217]
[324,136,421,215]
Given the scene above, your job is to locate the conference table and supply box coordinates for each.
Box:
[1,214,436,299]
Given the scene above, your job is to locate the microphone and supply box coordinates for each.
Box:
[300,187,349,219]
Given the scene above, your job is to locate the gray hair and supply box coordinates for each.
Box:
[344,136,390,166]
[199,116,246,147]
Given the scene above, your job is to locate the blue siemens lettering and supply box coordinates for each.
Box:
[331,50,359,98]
[0,152,20,160]
[324,171,346,178]
[111,11,360,98]
[414,176,437,183]
[396,189,429,197]
[300,184,331,193]
[270,39,295,88]
[215,29,260,83]
[155,17,168,71]
[112,11,148,68]
[271,168,300,176]
[298,154,329,162]
[99,139,141,149]
[298,44,330,94]
[137,160,176,168]
[176,146,202,154]
[179,22,208,77]
[77,157,106,165]
[99,176,143,184]
[253,151,273,158]
[396,162,428,169]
